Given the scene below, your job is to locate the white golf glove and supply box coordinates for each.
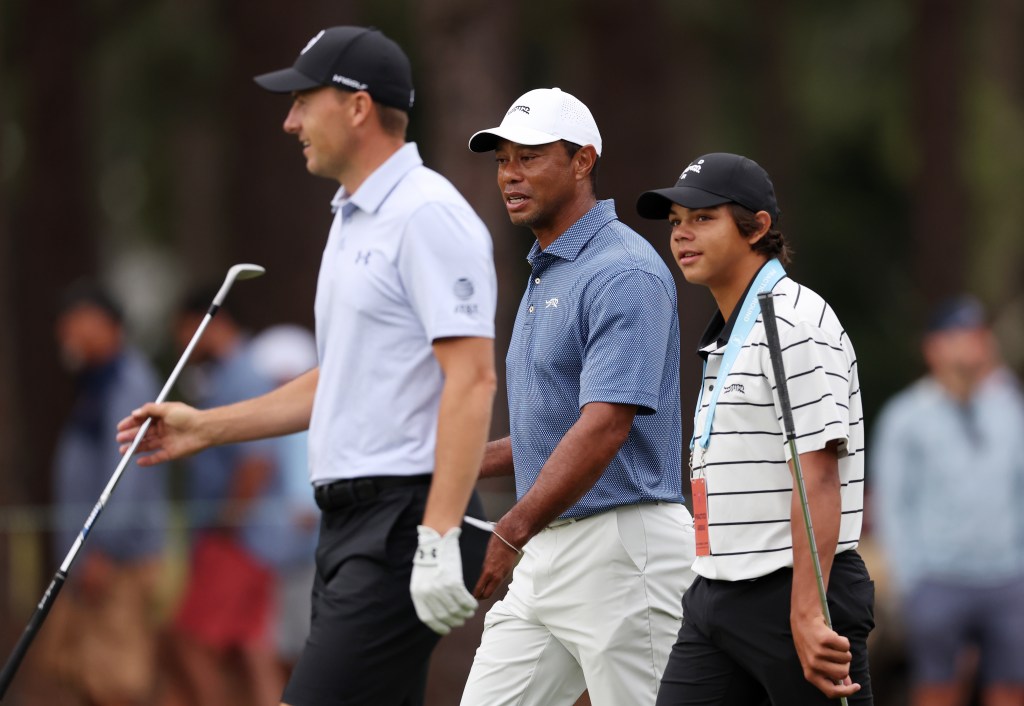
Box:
[411,525,478,635]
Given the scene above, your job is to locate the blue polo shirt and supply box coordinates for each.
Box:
[185,339,277,530]
[507,199,684,519]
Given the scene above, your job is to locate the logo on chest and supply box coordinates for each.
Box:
[544,297,559,309]
[722,383,745,395]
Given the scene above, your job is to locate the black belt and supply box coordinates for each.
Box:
[314,474,432,512]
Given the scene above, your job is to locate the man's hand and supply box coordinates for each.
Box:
[472,530,521,600]
[115,401,209,466]
[410,526,477,635]
[791,612,861,699]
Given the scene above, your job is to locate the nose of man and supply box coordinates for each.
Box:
[283,105,301,134]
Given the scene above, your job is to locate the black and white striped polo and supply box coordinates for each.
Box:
[690,275,864,581]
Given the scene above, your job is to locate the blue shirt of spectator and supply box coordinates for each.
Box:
[54,348,167,561]
[185,338,276,531]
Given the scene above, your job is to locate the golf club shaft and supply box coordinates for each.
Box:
[758,292,848,706]
[0,266,261,700]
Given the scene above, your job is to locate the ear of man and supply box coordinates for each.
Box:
[572,144,598,183]
[345,90,376,129]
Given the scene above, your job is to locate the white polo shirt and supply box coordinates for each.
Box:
[691,273,864,581]
[308,142,496,484]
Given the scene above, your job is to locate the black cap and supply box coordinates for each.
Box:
[926,295,987,334]
[636,153,780,225]
[253,26,415,112]
[57,280,124,323]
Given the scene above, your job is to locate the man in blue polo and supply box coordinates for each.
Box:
[461,88,696,706]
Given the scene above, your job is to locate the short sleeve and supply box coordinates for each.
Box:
[763,320,850,457]
[397,201,496,341]
[580,270,676,414]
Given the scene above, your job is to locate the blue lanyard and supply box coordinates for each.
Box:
[690,259,786,454]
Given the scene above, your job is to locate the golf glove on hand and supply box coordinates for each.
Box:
[411,525,477,635]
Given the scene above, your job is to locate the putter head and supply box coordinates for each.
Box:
[213,263,266,306]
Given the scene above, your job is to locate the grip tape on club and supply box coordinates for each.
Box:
[0,572,66,700]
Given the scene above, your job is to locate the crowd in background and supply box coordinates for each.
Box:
[11,282,1022,706]
[30,281,319,706]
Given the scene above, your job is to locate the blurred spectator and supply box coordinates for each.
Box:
[162,288,282,706]
[248,324,319,676]
[41,281,167,705]
[871,295,1024,706]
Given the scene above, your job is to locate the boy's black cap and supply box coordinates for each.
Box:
[636,153,780,225]
[253,26,414,111]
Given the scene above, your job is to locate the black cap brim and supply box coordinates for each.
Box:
[636,186,732,220]
[253,67,323,94]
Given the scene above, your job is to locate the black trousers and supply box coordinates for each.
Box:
[657,550,875,706]
[282,481,488,706]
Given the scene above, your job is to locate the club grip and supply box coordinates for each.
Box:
[0,572,66,700]
[757,293,797,439]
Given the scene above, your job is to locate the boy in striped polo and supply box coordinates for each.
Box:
[637,153,873,705]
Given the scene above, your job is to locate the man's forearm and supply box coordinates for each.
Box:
[479,437,514,478]
[497,402,636,549]
[423,338,497,532]
[203,367,318,446]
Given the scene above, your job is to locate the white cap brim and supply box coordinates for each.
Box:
[468,125,565,153]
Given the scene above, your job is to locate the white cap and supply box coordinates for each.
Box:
[251,324,318,383]
[468,87,602,156]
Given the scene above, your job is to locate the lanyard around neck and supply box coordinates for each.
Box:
[691,259,787,454]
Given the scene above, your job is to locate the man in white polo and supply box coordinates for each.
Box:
[118,26,498,706]
[637,153,873,704]
[461,88,696,706]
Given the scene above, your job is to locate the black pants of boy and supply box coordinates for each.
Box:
[656,549,874,705]
[282,476,488,706]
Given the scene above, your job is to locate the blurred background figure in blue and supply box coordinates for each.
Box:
[248,323,320,680]
[162,286,282,706]
[40,281,168,706]
[871,296,1024,706]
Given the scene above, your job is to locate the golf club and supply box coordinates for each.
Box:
[758,291,848,706]
[0,263,265,700]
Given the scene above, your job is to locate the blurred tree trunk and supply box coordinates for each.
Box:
[910,0,968,310]
[971,0,1024,307]
[750,0,797,229]
[0,4,95,688]
[7,0,95,513]
[413,0,521,446]
[0,10,13,634]
[216,1,357,331]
